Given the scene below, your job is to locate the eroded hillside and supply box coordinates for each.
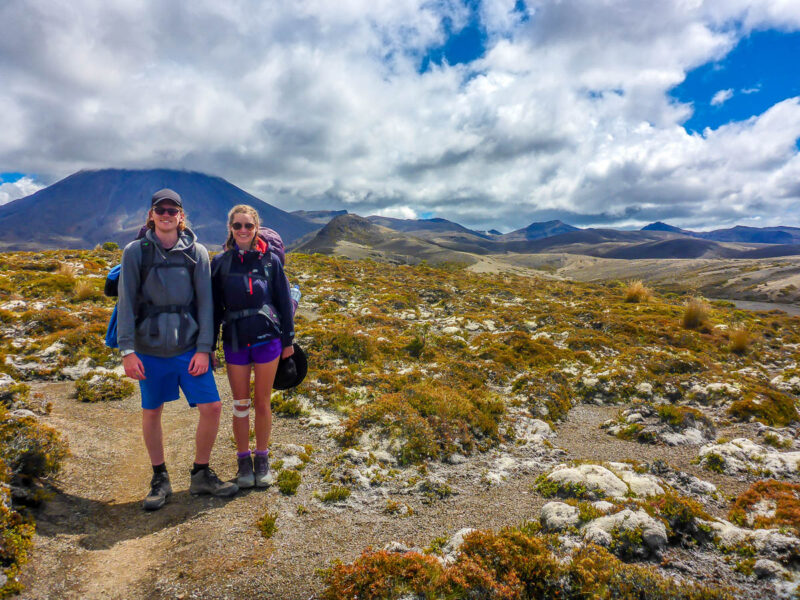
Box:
[1,249,800,598]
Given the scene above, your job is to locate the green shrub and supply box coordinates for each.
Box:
[74,373,135,403]
[276,469,301,495]
[321,485,351,503]
[0,406,69,478]
[102,241,119,251]
[256,510,277,538]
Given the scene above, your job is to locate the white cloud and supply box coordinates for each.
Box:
[0,0,798,230]
[371,206,419,220]
[0,177,45,206]
[711,88,734,106]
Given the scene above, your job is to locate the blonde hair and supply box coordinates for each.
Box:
[224,204,261,251]
[145,206,187,233]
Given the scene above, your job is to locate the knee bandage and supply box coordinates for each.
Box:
[232,398,251,418]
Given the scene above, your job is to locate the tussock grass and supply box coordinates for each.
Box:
[624,280,651,303]
[72,279,102,302]
[728,326,751,355]
[682,298,711,330]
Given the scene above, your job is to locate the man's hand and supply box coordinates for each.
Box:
[188,352,209,376]
[123,353,146,380]
[281,345,294,359]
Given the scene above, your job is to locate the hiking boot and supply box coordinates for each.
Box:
[236,454,255,489]
[143,471,172,511]
[254,453,270,487]
[189,467,239,497]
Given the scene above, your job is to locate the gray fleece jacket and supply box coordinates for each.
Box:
[117,227,214,358]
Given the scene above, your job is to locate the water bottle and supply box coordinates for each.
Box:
[290,284,301,316]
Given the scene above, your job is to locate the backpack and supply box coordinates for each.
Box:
[104,237,198,348]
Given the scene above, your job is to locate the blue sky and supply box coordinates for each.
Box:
[670,29,800,144]
[1,1,800,230]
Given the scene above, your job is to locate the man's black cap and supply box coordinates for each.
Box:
[151,188,183,208]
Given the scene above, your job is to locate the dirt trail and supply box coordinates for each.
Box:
[20,381,756,599]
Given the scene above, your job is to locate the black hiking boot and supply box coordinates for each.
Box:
[254,453,271,487]
[143,471,172,511]
[189,467,239,497]
[236,454,255,489]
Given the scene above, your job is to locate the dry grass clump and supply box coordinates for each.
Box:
[624,280,651,303]
[728,480,800,531]
[322,528,733,600]
[74,372,135,403]
[682,298,711,330]
[727,326,751,355]
[55,263,77,278]
[72,279,102,302]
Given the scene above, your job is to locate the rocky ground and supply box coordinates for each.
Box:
[2,249,800,599]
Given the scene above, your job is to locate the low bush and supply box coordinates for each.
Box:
[728,386,798,427]
[322,529,733,599]
[728,480,800,531]
[0,406,69,478]
[74,373,135,403]
[320,485,351,503]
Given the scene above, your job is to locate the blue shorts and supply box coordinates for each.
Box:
[137,349,221,410]
[223,338,282,366]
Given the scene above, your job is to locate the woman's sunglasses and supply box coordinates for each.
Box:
[232,222,256,231]
[153,206,180,216]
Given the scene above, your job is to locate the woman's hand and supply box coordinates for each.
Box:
[123,353,146,380]
[188,352,209,376]
[281,345,295,359]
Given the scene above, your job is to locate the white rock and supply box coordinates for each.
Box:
[754,558,789,580]
[699,438,800,477]
[40,341,65,357]
[625,412,644,424]
[281,456,303,470]
[635,382,653,396]
[61,358,95,380]
[540,502,580,531]
[702,519,800,559]
[546,464,629,499]
[583,509,668,554]
[441,326,461,335]
[442,528,475,564]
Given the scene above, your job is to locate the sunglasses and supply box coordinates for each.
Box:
[232,222,256,231]
[153,206,180,216]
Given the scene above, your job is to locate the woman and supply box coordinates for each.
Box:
[118,188,238,510]
[212,204,295,488]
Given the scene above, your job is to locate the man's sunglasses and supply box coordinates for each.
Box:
[232,222,256,231]
[153,206,180,216]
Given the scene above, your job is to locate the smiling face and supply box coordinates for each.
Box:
[230,211,257,249]
[149,201,184,236]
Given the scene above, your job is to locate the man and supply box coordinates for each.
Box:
[118,188,238,510]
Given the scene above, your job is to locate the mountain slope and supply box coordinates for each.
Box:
[0,169,320,251]
[501,219,580,241]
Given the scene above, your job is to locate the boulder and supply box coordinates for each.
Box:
[583,509,668,556]
[546,464,630,499]
[699,438,800,478]
[540,502,580,531]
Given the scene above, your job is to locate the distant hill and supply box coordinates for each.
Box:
[291,209,348,225]
[366,216,490,238]
[293,214,479,266]
[641,222,800,244]
[501,220,580,241]
[0,169,320,251]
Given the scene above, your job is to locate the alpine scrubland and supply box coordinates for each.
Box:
[1,248,800,598]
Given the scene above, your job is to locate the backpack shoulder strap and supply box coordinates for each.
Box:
[138,238,157,285]
[212,249,235,280]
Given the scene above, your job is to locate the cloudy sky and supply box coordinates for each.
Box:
[1,0,799,232]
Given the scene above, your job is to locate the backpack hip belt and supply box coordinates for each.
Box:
[223,304,281,352]
[138,302,197,347]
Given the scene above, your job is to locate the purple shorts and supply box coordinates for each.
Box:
[223,338,282,366]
